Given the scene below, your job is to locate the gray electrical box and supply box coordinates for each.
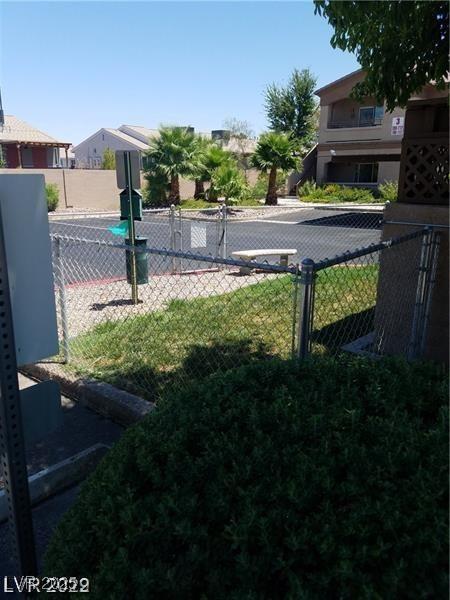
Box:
[0,174,58,366]
[116,150,141,190]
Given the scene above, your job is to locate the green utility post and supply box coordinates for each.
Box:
[124,152,138,304]
[114,150,146,301]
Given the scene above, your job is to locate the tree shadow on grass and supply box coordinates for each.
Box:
[101,338,277,403]
[311,307,375,354]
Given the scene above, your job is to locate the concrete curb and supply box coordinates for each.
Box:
[21,362,155,427]
[0,444,109,523]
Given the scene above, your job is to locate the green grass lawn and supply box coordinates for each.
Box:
[66,265,378,401]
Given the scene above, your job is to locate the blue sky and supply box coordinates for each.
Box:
[0,1,359,145]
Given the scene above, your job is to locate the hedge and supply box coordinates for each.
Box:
[44,356,448,599]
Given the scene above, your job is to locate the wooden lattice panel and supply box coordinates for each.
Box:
[400,140,449,205]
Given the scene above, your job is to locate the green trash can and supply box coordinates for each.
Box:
[125,237,148,284]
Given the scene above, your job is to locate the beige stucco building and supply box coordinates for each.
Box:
[315,69,406,187]
[314,69,445,188]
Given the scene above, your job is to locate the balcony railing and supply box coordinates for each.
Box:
[327,118,382,129]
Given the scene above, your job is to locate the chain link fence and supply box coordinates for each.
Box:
[49,204,384,269]
[52,235,295,402]
[49,225,438,403]
[295,228,440,360]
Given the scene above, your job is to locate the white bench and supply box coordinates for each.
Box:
[231,249,297,274]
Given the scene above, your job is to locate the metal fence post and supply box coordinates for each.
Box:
[221,202,228,261]
[54,237,70,363]
[408,228,433,359]
[216,202,228,264]
[418,230,440,357]
[296,258,316,360]
[291,265,300,358]
[169,204,176,274]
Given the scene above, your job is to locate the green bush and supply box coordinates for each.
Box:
[379,180,398,202]
[298,183,378,204]
[44,356,448,599]
[45,183,59,211]
[296,179,317,197]
[333,186,376,203]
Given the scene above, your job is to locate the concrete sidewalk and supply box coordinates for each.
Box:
[0,373,124,577]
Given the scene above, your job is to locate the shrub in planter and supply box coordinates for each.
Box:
[297,179,317,197]
[298,184,377,203]
[332,186,376,203]
[379,180,398,202]
[44,356,448,599]
[46,183,59,212]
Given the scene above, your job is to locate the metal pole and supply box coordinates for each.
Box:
[216,202,227,266]
[54,237,70,363]
[418,231,441,357]
[169,204,176,274]
[0,206,37,580]
[408,228,432,359]
[124,152,138,304]
[222,202,228,261]
[291,265,300,359]
[297,258,316,360]
[177,207,183,273]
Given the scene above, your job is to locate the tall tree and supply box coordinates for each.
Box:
[264,69,318,150]
[145,127,199,204]
[314,1,449,110]
[251,132,299,205]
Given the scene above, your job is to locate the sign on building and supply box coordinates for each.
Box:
[391,116,404,136]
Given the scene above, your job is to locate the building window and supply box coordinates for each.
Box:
[359,106,384,127]
[355,163,379,183]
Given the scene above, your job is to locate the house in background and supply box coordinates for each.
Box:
[313,69,445,190]
[58,146,75,168]
[0,115,71,169]
[73,125,257,169]
[72,126,155,169]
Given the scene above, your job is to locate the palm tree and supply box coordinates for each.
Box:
[192,136,211,200]
[251,132,299,205]
[211,162,248,205]
[200,143,234,202]
[145,127,199,204]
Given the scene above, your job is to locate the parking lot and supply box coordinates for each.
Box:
[49,206,383,284]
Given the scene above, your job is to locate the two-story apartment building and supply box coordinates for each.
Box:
[314,69,445,189]
[315,69,405,188]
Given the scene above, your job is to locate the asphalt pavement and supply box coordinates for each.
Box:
[49,208,383,284]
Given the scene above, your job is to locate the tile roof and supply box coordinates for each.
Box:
[0,115,70,144]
